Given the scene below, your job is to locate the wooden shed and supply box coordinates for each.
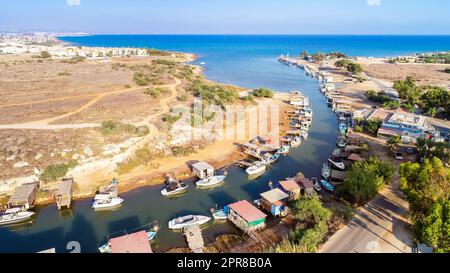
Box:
[8,182,39,209]
[55,178,73,210]
[278,180,301,200]
[225,200,267,233]
[298,178,316,197]
[109,230,152,253]
[260,189,290,217]
[192,162,214,179]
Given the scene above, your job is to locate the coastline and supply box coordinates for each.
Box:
[0,41,292,208]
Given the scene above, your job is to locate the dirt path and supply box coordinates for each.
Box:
[0,79,181,129]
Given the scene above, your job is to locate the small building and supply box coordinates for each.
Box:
[184,225,205,253]
[55,178,73,210]
[278,180,301,200]
[109,230,152,253]
[260,189,290,217]
[192,162,214,179]
[298,178,316,197]
[226,200,267,232]
[8,182,39,209]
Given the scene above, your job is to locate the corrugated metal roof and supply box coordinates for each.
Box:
[260,188,289,204]
[110,230,152,253]
[192,162,213,171]
[279,180,300,191]
[228,200,266,223]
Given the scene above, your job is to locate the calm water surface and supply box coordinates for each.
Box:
[5,35,448,253]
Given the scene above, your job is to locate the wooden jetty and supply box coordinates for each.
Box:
[184,225,205,253]
[285,130,302,136]
[331,170,347,181]
[237,160,254,168]
[55,178,73,210]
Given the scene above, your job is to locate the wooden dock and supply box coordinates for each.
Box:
[55,178,73,210]
[237,160,254,168]
[184,225,205,253]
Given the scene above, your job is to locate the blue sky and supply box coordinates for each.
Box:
[1,0,450,34]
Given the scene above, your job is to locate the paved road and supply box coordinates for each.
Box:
[363,73,400,100]
[320,179,413,253]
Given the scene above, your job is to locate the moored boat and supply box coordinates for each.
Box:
[210,208,228,220]
[328,156,346,170]
[196,175,226,188]
[278,145,290,155]
[337,136,348,148]
[0,208,35,226]
[321,163,332,179]
[290,136,302,148]
[339,122,348,136]
[168,215,211,230]
[321,180,335,193]
[246,161,267,175]
[311,177,321,192]
[92,195,124,210]
[161,181,189,196]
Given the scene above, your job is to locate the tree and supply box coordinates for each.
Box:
[400,158,450,252]
[365,118,383,135]
[335,59,350,68]
[300,50,309,60]
[387,136,401,151]
[252,88,274,98]
[419,199,450,252]
[339,157,394,204]
[347,62,363,75]
[311,52,326,63]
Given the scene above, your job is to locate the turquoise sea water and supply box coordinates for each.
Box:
[0,35,449,253]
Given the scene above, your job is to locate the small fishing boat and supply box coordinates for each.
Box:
[339,122,348,136]
[301,131,309,140]
[0,208,35,226]
[92,195,124,210]
[321,180,335,193]
[311,177,321,192]
[161,181,189,196]
[168,215,211,230]
[303,107,313,118]
[99,226,159,253]
[328,156,346,170]
[196,175,226,188]
[278,145,290,155]
[321,163,332,179]
[210,208,228,220]
[290,137,302,148]
[337,137,348,148]
[263,152,280,164]
[246,161,267,175]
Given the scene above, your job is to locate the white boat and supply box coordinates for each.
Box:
[92,195,124,210]
[290,137,302,148]
[161,181,189,196]
[301,131,309,140]
[99,228,159,253]
[278,145,290,155]
[328,156,346,170]
[196,175,226,188]
[246,161,267,175]
[311,177,321,192]
[321,163,332,179]
[211,209,228,220]
[168,215,211,230]
[0,208,35,226]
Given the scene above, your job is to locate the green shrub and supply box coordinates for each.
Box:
[133,72,150,86]
[40,160,78,182]
[252,88,274,98]
[338,157,394,204]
